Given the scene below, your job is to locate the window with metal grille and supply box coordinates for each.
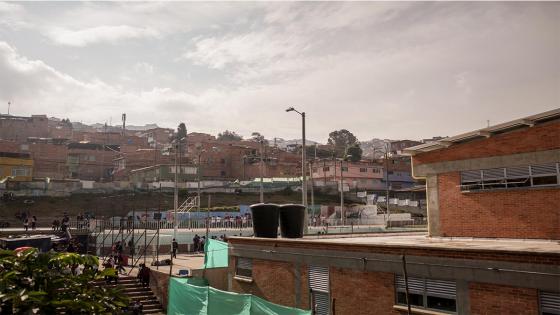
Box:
[359,168,367,172]
[309,265,330,315]
[540,291,560,315]
[460,163,559,191]
[235,257,252,278]
[395,275,457,313]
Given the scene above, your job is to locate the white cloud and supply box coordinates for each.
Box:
[0,2,558,141]
[47,25,159,47]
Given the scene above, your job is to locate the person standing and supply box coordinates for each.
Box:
[31,216,37,230]
[23,217,29,231]
[172,238,178,258]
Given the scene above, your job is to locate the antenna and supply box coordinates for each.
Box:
[7,101,11,115]
[486,120,490,128]
[122,113,126,136]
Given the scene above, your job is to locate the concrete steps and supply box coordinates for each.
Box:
[94,275,165,314]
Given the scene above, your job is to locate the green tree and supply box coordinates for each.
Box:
[177,123,187,140]
[0,248,128,314]
[347,144,363,162]
[327,129,359,158]
[217,130,243,141]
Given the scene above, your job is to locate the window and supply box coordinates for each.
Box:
[461,163,559,191]
[531,164,559,187]
[372,168,380,174]
[11,168,30,177]
[395,275,457,313]
[220,170,226,176]
[312,168,318,173]
[323,167,330,172]
[309,265,330,315]
[235,257,252,278]
[359,168,367,172]
[540,291,560,315]
[341,167,348,172]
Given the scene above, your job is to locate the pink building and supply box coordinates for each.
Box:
[311,160,385,190]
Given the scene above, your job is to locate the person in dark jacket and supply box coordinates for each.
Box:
[172,238,178,258]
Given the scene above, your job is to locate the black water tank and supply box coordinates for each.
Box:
[279,204,306,238]
[250,203,280,238]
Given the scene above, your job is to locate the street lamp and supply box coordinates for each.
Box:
[172,136,186,241]
[286,106,308,232]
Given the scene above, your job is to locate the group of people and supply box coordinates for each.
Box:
[207,214,250,228]
[51,214,70,232]
[191,234,206,253]
[22,215,37,231]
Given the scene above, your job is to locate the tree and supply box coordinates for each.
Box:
[0,248,129,314]
[250,132,267,144]
[304,145,333,159]
[327,129,359,158]
[347,144,363,162]
[217,130,242,141]
[177,123,187,140]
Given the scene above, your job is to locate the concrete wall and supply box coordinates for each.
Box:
[149,269,170,311]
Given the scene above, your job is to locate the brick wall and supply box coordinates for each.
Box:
[438,172,560,239]
[230,258,309,309]
[330,267,399,315]
[413,121,560,166]
[469,282,538,315]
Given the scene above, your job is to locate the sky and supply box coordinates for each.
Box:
[0,2,558,143]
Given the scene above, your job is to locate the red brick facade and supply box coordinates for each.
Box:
[413,121,560,166]
[231,259,309,309]
[438,172,560,239]
[330,267,399,315]
[469,282,539,315]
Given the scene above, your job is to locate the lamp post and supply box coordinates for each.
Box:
[260,140,264,203]
[286,107,308,232]
[173,136,186,241]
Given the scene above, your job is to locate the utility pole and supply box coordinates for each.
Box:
[286,107,308,232]
[309,160,315,223]
[340,159,345,226]
[385,142,390,228]
[259,140,264,203]
[173,141,178,240]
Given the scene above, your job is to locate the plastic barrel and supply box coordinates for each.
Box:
[279,204,306,238]
[250,203,280,238]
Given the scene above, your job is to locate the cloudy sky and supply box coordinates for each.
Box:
[0,2,558,142]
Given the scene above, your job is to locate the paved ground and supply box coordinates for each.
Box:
[297,233,560,254]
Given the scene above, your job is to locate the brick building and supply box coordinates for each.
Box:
[226,109,560,315]
[311,160,385,190]
[405,108,559,239]
[0,114,48,142]
[0,152,33,181]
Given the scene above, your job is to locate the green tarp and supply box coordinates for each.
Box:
[204,239,229,269]
[168,278,311,315]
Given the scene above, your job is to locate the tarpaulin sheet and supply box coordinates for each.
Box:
[204,239,229,269]
[168,278,311,315]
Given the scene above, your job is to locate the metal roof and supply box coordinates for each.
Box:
[403,108,560,155]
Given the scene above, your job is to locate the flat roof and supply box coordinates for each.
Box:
[403,108,560,155]
[229,233,560,255]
